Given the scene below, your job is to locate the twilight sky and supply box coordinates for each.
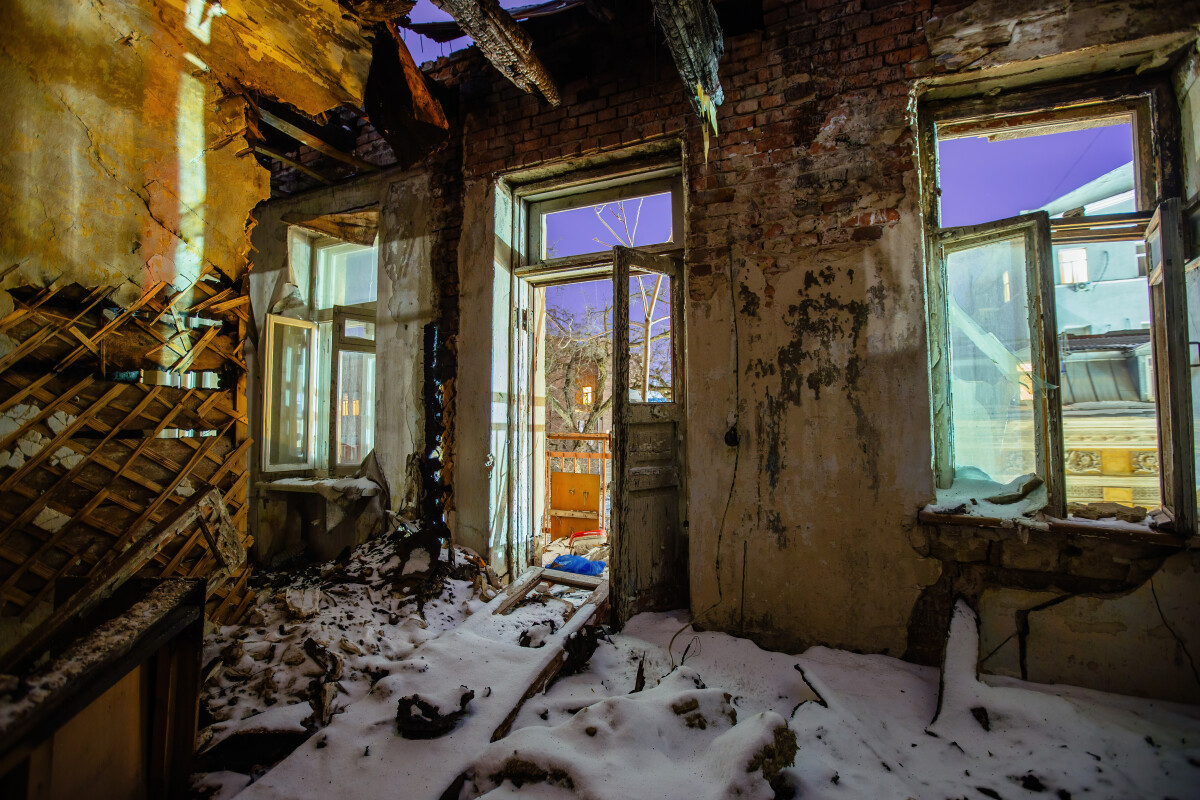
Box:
[400,0,529,60]
[937,123,1134,227]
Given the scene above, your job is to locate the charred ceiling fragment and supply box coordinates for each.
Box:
[430,0,562,106]
[651,0,725,117]
[365,25,452,169]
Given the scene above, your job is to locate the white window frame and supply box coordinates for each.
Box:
[329,306,377,475]
[262,313,319,472]
[263,228,378,474]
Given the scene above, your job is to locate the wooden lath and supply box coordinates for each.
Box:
[0,282,253,626]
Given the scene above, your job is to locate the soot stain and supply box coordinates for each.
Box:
[774,274,887,494]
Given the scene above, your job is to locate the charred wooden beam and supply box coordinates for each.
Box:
[282,208,379,246]
[256,107,377,172]
[340,0,416,24]
[430,0,561,106]
[651,0,725,117]
[408,0,586,42]
[364,25,451,169]
[253,145,334,185]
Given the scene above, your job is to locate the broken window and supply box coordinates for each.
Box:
[263,231,378,473]
[926,96,1194,527]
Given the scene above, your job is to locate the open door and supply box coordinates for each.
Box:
[611,245,687,626]
[1146,198,1196,535]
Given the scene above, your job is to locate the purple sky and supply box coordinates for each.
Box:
[400,0,530,60]
[937,124,1134,227]
[545,194,674,259]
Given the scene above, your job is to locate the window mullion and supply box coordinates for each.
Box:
[1026,214,1066,518]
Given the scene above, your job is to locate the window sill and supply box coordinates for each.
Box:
[258,477,381,497]
[917,508,1186,548]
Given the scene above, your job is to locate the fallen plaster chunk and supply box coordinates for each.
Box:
[45,410,76,435]
[33,507,72,533]
[983,472,1043,504]
[0,404,39,439]
[49,446,83,470]
[283,586,322,619]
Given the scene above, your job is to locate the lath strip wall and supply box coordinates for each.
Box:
[0,279,255,626]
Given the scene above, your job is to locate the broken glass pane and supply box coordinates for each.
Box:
[946,236,1035,484]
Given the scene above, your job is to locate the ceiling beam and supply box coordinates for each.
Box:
[651,0,725,118]
[256,107,377,172]
[431,0,561,106]
[252,145,335,185]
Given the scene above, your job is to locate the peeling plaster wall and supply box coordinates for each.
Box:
[0,0,265,308]
[378,175,436,515]
[453,178,514,574]
[687,184,941,657]
[0,0,370,313]
[248,174,411,559]
[977,553,1200,704]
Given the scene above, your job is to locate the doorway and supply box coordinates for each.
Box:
[504,156,689,623]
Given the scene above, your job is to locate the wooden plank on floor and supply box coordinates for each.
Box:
[492,567,545,616]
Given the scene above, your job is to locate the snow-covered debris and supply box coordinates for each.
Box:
[232,568,609,800]
[193,525,492,789]
[505,609,1200,800]
[195,584,1200,800]
[781,602,1200,799]
[462,667,795,800]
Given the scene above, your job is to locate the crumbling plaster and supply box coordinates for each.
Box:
[977,552,1200,704]
[453,178,514,576]
[686,165,942,657]
[0,0,371,318]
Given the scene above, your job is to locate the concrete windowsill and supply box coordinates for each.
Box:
[257,478,380,497]
[917,509,1186,549]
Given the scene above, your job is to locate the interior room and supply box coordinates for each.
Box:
[2,1,1200,798]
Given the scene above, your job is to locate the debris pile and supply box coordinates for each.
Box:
[192,523,496,788]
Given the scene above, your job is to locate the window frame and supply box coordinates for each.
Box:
[514,155,685,284]
[263,228,379,475]
[262,313,319,473]
[328,306,377,476]
[928,213,1062,511]
[919,78,1195,534]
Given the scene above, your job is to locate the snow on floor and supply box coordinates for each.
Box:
[495,609,1200,800]
[198,586,1200,800]
[192,528,494,797]
[228,570,607,800]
